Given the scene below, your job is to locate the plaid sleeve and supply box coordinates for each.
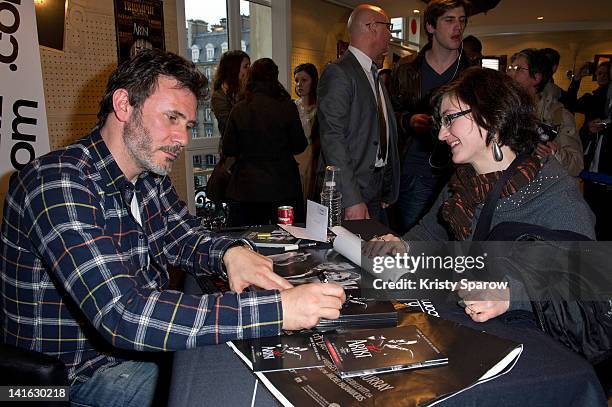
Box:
[24,170,282,350]
[156,177,257,277]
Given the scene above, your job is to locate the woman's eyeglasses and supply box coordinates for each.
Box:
[439,109,472,128]
[506,65,529,73]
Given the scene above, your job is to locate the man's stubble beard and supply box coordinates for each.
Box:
[123,110,182,176]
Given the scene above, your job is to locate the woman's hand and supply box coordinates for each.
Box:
[362,234,407,258]
[458,286,510,323]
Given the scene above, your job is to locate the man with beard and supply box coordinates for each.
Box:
[0,50,345,407]
[390,0,472,234]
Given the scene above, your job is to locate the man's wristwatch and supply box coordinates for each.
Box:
[220,239,256,280]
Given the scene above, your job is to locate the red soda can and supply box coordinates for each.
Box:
[278,206,294,225]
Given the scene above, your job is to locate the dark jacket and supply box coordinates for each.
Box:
[390,43,471,176]
[390,42,472,142]
[566,83,611,173]
[222,91,307,202]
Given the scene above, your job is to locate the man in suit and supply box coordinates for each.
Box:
[317,4,400,222]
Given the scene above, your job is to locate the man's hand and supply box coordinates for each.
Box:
[281,283,346,330]
[344,203,370,220]
[410,114,433,135]
[536,141,558,156]
[223,245,293,293]
[458,286,510,323]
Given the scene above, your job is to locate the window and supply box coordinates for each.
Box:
[180,0,288,215]
[240,0,271,61]
[205,43,214,61]
[191,45,200,62]
[391,17,404,41]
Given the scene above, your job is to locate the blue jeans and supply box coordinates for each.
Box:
[70,361,158,407]
[396,173,442,235]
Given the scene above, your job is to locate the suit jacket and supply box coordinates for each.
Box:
[222,91,307,202]
[317,50,400,208]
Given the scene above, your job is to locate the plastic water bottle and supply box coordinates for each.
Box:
[320,166,342,228]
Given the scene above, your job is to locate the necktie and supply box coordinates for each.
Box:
[371,63,388,161]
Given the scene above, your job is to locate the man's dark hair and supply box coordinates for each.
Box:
[433,66,540,155]
[97,49,208,128]
[244,58,290,101]
[424,0,469,40]
[511,48,552,93]
[293,63,319,102]
[541,47,561,68]
[463,35,482,54]
[213,50,250,100]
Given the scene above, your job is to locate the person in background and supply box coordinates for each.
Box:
[212,50,250,137]
[540,47,572,110]
[223,58,308,226]
[318,4,400,223]
[0,50,345,407]
[390,0,471,235]
[462,34,483,66]
[578,62,612,240]
[507,48,583,177]
[566,61,611,145]
[294,63,320,202]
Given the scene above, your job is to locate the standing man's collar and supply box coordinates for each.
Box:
[348,45,374,72]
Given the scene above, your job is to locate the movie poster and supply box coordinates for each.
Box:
[113,0,165,63]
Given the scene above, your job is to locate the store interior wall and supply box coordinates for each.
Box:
[37,0,187,203]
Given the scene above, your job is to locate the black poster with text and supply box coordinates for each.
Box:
[113,0,165,63]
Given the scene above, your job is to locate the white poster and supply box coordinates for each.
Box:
[0,0,50,197]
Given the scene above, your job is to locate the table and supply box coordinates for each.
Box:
[167,220,607,406]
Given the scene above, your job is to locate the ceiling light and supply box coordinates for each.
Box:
[537,16,544,20]
[413,9,420,14]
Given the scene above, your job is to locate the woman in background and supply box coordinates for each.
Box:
[211,50,250,137]
[223,58,307,226]
[294,63,320,202]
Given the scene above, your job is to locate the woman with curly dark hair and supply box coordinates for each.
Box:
[409,66,594,243]
[222,58,307,226]
[377,67,595,322]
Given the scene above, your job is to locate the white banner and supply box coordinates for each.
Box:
[0,0,50,197]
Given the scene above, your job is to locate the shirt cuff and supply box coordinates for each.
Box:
[239,289,283,339]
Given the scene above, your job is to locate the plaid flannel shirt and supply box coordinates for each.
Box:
[0,129,283,384]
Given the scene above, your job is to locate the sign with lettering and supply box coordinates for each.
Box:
[113,0,165,63]
[0,0,51,200]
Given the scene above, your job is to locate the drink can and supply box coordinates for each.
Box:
[278,206,294,225]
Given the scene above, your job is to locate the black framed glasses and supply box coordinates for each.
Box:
[506,65,529,73]
[366,21,393,31]
[439,109,472,128]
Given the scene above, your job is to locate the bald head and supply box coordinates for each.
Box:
[347,4,390,59]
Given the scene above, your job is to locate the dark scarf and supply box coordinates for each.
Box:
[441,154,543,240]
